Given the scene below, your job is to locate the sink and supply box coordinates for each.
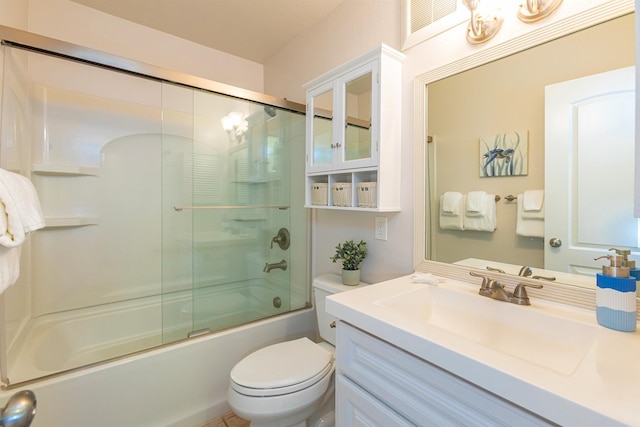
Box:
[375,283,597,375]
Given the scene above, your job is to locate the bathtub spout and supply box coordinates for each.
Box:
[264,260,287,273]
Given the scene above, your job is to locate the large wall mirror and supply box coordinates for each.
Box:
[416,9,635,290]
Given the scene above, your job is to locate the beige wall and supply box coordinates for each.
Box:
[428,14,635,267]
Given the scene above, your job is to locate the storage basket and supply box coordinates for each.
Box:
[311,183,328,206]
[356,182,377,208]
[331,183,352,207]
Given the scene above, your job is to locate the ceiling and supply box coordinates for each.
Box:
[72,0,346,64]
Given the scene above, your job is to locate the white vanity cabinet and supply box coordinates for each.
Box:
[304,44,404,211]
[335,322,554,427]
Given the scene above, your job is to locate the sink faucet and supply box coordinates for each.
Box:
[264,259,287,273]
[469,272,543,305]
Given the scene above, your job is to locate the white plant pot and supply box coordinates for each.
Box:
[342,269,361,286]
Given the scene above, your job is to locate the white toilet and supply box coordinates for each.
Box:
[227,274,366,427]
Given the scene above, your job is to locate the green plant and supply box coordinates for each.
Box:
[330,239,367,271]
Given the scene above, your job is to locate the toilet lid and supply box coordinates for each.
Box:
[230,337,333,394]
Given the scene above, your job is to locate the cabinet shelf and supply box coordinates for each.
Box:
[32,163,99,176]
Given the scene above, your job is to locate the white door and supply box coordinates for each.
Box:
[545,66,637,276]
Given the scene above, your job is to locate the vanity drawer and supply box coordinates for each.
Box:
[336,322,555,427]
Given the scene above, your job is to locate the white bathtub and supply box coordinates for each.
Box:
[1,307,316,427]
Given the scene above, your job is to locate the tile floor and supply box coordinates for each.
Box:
[199,411,249,427]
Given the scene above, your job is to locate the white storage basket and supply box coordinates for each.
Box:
[356,182,377,208]
[311,183,328,206]
[332,183,352,207]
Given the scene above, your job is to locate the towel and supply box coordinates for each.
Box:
[463,193,496,232]
[516,194,544,238]
[440,194,464,230]
[522,189,545,219]
[441,191,463,215]
[0,168,45,294]
[465,191,487,217]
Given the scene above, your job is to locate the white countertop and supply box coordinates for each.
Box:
[326,274,640,426]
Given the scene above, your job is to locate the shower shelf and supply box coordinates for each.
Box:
[32,163,99,176]
[43,216,99,228]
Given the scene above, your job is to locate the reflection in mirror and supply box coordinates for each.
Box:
[344,72,372,161]
[426,13,635,289]
[312,89,333,166]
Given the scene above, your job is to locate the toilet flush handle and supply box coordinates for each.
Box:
[329,321,336,328]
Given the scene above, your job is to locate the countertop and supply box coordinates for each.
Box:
[326,274,640,426]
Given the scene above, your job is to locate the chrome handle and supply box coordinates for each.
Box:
[549,238,562,248]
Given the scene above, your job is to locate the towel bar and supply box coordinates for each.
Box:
[174,205,289,211]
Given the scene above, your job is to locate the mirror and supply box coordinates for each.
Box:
[423,12,635,288]
[311,88,334,166]
[344,72,372,161]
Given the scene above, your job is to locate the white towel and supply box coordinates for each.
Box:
[439,194,464,230]
[463,193,496,232]
[522,189,545,219]
[465,191,487,217]
[516,194,544,238]
[441,192,463,215]
[0,168,45,294]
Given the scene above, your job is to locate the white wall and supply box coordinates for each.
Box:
[0,0,264,93]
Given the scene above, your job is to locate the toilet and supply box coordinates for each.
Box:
[227,274,367,427]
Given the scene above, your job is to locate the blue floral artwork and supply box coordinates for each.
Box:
[479,130,528,177]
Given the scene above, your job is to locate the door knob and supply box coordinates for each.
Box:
[549,238,562,248]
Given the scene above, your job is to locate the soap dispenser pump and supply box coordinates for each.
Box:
[594,250,637,332]
[609,247,640,296]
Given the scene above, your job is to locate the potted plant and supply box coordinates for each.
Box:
[330,239,367,285]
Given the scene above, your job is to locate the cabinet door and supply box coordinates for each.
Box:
[307,81,335,173]
[336,374,413,427]
[336,62,377,169]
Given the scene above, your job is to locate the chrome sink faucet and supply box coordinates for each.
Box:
[469,271,543,305]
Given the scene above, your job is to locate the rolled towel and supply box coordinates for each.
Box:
[465,191,487,217]
[516,194,544,238]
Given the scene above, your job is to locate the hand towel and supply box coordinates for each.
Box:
[522,189,545,219]
[441,192,463,215]
[440,194,464,230]
[516,194,544,238]
[523,189,544,210]
[465,191,487,217]
[463,193,496,232]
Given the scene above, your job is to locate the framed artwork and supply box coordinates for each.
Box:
[479,130,528,177]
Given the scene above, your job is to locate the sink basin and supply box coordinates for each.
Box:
[375,284,597,375]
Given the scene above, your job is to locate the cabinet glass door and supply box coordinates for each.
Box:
[311,87,334,167]
[344,72,372,162]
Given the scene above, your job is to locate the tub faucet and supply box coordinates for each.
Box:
[264,259,287,273]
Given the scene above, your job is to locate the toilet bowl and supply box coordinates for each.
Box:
[227,274,367,427]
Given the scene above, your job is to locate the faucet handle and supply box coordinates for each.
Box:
[469,271,493,296]
[512,282,543,305]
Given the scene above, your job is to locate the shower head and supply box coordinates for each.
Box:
[264,106,277,118]
[0,390,36,427]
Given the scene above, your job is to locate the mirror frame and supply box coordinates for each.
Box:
[412,1,635,306]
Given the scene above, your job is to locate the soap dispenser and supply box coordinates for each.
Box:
[594,251,637,332]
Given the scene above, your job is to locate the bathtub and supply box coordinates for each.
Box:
[1,307,316,427]
[1,278,315,427]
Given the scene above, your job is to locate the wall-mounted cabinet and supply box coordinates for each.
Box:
[304,44,404,211]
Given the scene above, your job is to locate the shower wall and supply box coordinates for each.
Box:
[0,42,309,386]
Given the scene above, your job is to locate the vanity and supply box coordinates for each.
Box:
[326,267,640,426]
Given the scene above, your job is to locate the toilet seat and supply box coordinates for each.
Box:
[230,337,334,397]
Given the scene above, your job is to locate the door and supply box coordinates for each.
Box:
[545,66,637,276]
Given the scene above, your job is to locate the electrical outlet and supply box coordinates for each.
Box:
[375,217,387,240]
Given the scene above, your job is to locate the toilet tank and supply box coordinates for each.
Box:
[313,274,368,346]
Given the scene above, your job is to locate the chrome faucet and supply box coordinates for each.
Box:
[264,259,287,273]
[469,271,543,305]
